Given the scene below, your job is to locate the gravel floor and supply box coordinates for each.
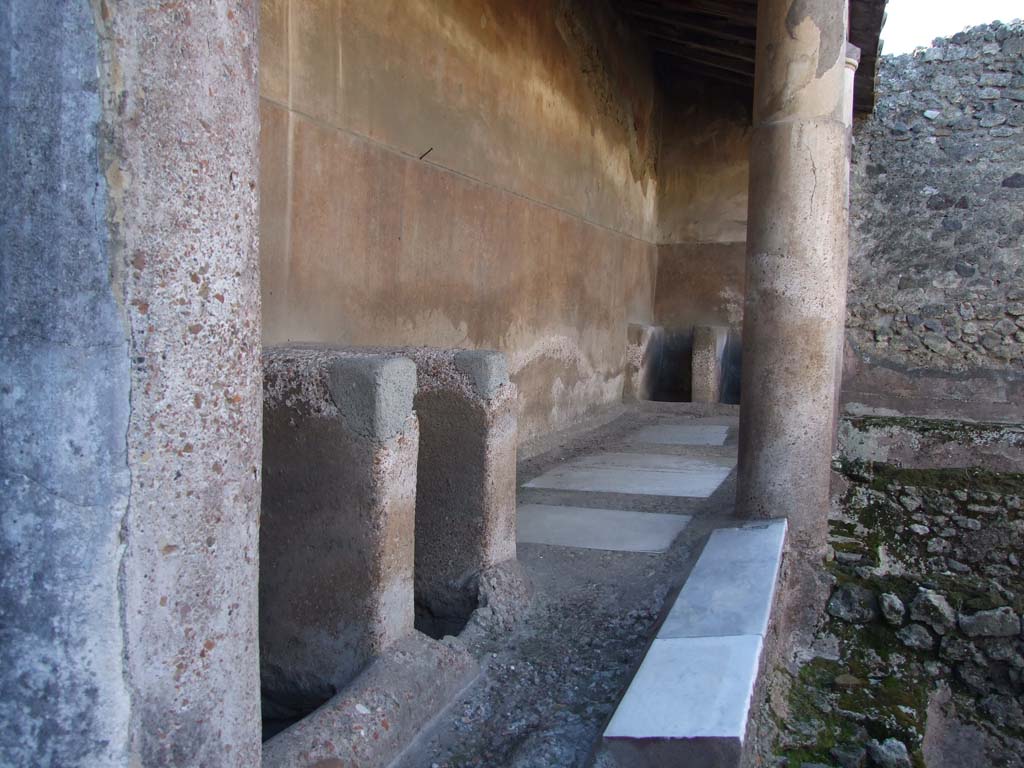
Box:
[393,402,741,768]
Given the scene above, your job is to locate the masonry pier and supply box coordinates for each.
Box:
[260,348,419,717]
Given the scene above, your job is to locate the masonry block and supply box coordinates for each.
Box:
[262,633,479,768]
[602,520,787,767]
[260,347,419,715]
[403,348,518,635]
[624,323,665,401]
[691,325,729,403]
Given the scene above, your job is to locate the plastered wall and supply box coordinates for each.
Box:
[259,0,660,441]
[653,83,751,335]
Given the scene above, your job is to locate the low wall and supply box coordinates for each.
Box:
[769,416,1024,767]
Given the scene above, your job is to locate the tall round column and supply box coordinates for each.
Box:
[736,0,851,551]
[102,2,263,763]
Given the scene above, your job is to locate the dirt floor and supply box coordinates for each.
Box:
[392,402,743,768]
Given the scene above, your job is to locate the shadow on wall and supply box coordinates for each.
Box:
[647,329,742,404]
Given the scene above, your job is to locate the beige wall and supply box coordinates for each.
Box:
[655,84,751,333]
[260,0,659,441]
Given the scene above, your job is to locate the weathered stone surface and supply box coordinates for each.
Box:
[897,623,936,650]
[846,21,1024,417]
[454,350,509,400]
[691,325,729,404]
[978,694,1024,729]
[831,744,868,768]
[623,323,665,402]
[4,3,265,764]
[516,505,691,554]
[258,0,663,446]
[910,590,957,635]
[1,5,133,764]
[736,0,851,549]
[262,348,419,713]
[779,414,1024,767]
[959,607,1021,637]
[939,635,978,662]
[828,584,878,624]
[604,635,762,766]
[525,452,735,498]
[262,633,479,768]
[879,593,906,626]
[660,519,786,639]
[866,738,912,768]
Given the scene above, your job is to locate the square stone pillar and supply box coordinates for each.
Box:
[691,325,730,403]
[260,348,418,716]
[389,348,518,636]
[625,323,665,402]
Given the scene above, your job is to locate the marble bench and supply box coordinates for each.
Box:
[603,518,788,767]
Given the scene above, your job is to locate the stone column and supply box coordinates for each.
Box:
[107,3,264,764]
[844,44,862,130]
[736,0,851,549]
[2,2,262,765]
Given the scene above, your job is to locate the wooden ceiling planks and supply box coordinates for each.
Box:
[613,0,887,112]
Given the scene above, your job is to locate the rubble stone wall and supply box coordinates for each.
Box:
[768,418,1024,768]
[846,22,1024,410]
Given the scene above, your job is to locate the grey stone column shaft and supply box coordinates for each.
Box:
[736,0,851,549]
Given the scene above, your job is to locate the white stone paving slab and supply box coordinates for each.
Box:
[659,519,787,639]
[604,635,763,741]
[516,504,691,553]
[569,452,736,471]
[522,467,728,498]
[630,424,730,446]
[523,453,735,498]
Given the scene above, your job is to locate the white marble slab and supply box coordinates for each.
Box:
[517,504,691,553]
[523,453,735,498]
[630,424,730,446]
[602,519,786,766]
[569,452,736,471]
[604,635,762,741]
[696,519,787,564]
[659,519,787,639]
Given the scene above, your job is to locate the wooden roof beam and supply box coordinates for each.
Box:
[656,57,754,89]
[634,23,757,63]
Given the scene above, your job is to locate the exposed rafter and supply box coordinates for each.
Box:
[613,0,886,113]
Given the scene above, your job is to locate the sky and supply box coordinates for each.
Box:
[882,0,1023,54]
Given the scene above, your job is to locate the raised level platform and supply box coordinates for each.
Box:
[603,518,787,767]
